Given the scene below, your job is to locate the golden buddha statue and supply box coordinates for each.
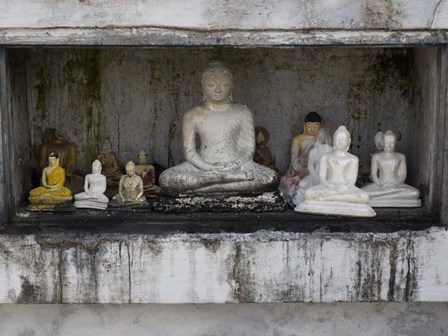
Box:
[29,151,72,205]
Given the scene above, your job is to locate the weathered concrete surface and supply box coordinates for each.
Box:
[1,228,448,304]
[2,1,448,45]
[1,29,447,46]
[1,303,448,336]
[0,0,448,31]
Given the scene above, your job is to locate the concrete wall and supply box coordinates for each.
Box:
[1,228,448,304]
[1,303,448,336]
[1,0,447,30]
[9,48,415,176]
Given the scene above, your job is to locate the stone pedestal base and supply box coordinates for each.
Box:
[27,202,75,212]
[74,200,108,210]
[368,199,422,207]
[295,200,376,218]
[108,199,149,209]
[153,191,287,213]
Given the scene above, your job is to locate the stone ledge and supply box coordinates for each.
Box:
[0,29,447,46]
[1,228,447,304]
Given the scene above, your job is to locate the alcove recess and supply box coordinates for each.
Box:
[6,47,440,222]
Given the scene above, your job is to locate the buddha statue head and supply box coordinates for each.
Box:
[304,112,321,137]
[47,129,65,144]
[125,161,136,177]
[383,131,397,153]
[92,159,102,174]
[48,151,60,167]
[333,126,351,152]
[374,131,384,151]
[137,151,148,165]
[202,61,233,104]
[255,127,270,146]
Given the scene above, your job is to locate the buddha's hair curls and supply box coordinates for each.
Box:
[202,61,233,81]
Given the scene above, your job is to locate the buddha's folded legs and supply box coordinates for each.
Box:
[363,183,420,200]
[305,185,369,204]
[160,162,278,193]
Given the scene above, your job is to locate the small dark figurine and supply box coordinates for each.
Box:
[254,126,277,171]
[39,128,77,177]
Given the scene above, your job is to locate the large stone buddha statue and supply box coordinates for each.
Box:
[159,61,278,194]
[295,126,376,217]
[362,131,421,207]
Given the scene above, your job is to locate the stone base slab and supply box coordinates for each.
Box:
[368,199,422,207]
[295,200,376,218]
[152,192,287,213]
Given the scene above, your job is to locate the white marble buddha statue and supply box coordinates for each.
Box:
[74,160,109,210]
[159,61,278,194]
[362,131,421,207]
[295,126,376,217]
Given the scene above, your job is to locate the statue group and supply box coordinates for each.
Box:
[29,61,421,216]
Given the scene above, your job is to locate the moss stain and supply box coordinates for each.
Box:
[63,50,105,170]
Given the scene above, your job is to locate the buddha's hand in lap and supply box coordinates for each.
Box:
[221,159,245,172]
[381,183,399,189]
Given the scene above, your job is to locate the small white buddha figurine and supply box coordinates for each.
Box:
[362,131,421,207]
[159,61,278,193]
[135,150,161,197]
[110,161,147,207]
[295,126,376,217]
[74,160,109,210]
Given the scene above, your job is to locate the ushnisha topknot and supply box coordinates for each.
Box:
[49,151,59,159]
[334,125,350,139]
[305,112,321,123]
[202,61,233,80]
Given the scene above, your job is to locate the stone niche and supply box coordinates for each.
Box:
[4,46,442,223]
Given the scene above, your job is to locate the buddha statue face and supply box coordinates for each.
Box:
[202,61,233,105]
[374,131,384,151]
[333,126,351,152]
[92,160,102,174]
[304,122,321,137]
[303,112,322,137]
[48,151,59,167]
[383,132,396,153]
[137,151,148,165]
[125,162,136,177]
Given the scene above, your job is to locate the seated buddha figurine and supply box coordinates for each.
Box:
[279,112,328,206]
[110,161,147,207]
[74,160,109,210]
[292,129,333,205]
[295,126,376,217]
[362,131,421,207]
[290,112,322,167]
[29,151,72,205]
[135,151,161,197]
[96,139,122,189]
[253,126,277,171]
[39,129,77,177]
[159,61,278,194]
